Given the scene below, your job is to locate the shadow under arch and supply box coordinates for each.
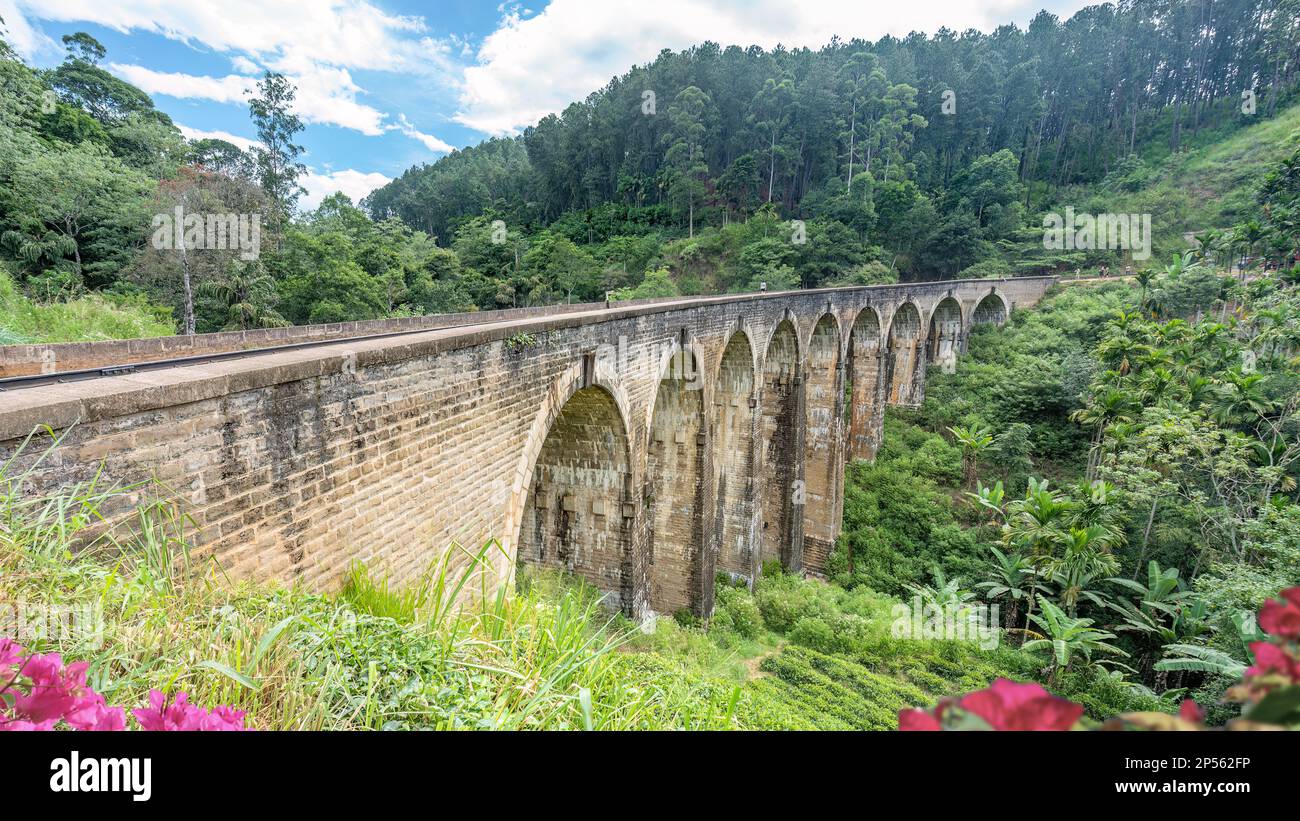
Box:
[507,373,636,612]
[971,290,1010,326]
[802,313,841,574]
[645,345,709,615]
[884,301,924,406]
[757,317,803,570]
[846,305,884,462]
[712,329,758,583]
[926,296,963,368]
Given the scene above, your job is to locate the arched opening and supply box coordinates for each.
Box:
[973,292,1008,326]
[758,320,802,570]
[846,307,884,462]
[926,297,963,373]
[802,314,841,575]
[884,303,923,406]
[518,386,633,610]
[713,332,757,583]
[646,349,707,616]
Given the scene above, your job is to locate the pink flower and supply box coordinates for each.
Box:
[1246,641,1300,682]
[1178,699,1204,723]
[133,689,194,731]
[0,637,23,670]
[65,692,126,732]
[0,717,58,731]
[201,705,247,732]
[898,708,942,731]
[1259,588,1300,639]
[957,678,1085,731]
[9,654,92,725]
[133,690,246,731]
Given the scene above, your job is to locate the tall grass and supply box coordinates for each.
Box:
[0,271,174,343]
[0,434,738,730]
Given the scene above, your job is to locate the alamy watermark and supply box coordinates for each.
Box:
[1,600,104,648]
[1042,207,1152,261]
[151,207,262,260]
[595,334,703,389]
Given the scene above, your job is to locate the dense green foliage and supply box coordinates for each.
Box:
[3,5,1298,342]
[2,429,1161,731]
[369,0,1300,281]
[833,254,1299,721]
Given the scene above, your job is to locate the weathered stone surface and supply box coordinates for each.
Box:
[0,277,1055,616]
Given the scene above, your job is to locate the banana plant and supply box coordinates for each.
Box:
[1023,595,1128,687]
[974,546,1044,634]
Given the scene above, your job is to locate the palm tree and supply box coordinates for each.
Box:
[1192,229,1222,269]
[948,423,994,488]
[1108,561,1205,686]
[1071,388,1135,479]
[975,546,1043,636]
[1023,596,1128,687]
[904,566,977,611]
[1211,371,1274,426]
[197,260,288,331]
[1095,327,1152,376]
[1137,366,1177,405]
[1040,525,1120,616]
[1003,478,1074,560]
[1134,269,1155,311]
[964,479,1007,526]
[1234,221,1265,277]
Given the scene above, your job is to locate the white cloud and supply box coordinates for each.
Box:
[300,168,390,210]
[110,63,253,104]
[456,0,1091,135]
[393,114,456,154]
[13,0,445,73]
[13,1,457,145]
[0,0,57,58]
[176,124,261,153]
[230,55,260,74]
[108,62,390,135]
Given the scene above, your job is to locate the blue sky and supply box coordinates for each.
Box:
[1,0,1091,208]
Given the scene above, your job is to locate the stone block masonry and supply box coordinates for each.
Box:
[0,277,1055,618]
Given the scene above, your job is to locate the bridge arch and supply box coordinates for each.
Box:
[802,313,842,574]
[712,329,758,582]
[970,290,1010,326]
[645,345,708,616]
[846,306,884,461]
[507,367,637,611]
[926,296,964,372]
[757,318,803,570]
[884,301,924,406]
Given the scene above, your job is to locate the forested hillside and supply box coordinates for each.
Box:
[2,1,1298,343]
[367,0,1300,285]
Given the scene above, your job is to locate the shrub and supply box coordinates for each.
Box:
[789,617,838,653]
[713,584,762,639]
[754,572,833,633]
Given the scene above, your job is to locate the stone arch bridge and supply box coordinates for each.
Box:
[0,276,1056,618]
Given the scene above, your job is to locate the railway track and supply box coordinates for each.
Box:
[0,320,513,393]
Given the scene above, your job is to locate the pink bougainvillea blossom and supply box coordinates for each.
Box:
[897,708,943,731]
[0,637,245,732]
[1178,699,1204,724]
[956,678,1085,731]
[1259,588,1300,640]
[132,689,246,732]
